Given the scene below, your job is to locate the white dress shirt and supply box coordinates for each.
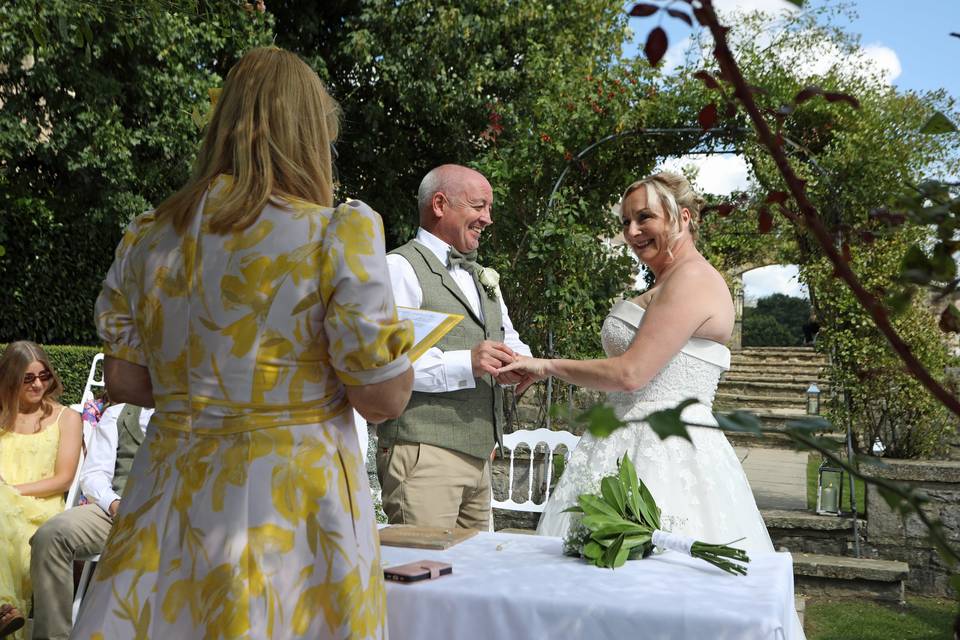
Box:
[386,228,532,393]
[79,404,154,514]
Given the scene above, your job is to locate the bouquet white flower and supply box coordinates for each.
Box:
[562,453,750,575]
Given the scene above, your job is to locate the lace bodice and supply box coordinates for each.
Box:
[601,300,729,421]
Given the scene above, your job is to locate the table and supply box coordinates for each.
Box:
[382,531,796,640]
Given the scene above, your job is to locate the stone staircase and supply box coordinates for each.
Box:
[716,346,828,415]
[715,348,911,601]
[763,510,909,602]
[716,347,831,443]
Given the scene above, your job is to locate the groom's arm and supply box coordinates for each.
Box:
[385,253,477,393]
[499,297,531,358]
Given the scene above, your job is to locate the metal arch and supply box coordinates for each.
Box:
[545,126,748,215]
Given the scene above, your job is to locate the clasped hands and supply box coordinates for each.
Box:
[471,341,551,394]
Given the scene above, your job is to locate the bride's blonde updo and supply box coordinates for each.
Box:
[621,171,705,246]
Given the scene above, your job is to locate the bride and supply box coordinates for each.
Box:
[500,172,773,556]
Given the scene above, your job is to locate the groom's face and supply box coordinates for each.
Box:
[436,174,494,253]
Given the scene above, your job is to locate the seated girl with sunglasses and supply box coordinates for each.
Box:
[0,341,82,639]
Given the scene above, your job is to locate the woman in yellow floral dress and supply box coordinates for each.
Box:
[0,341,82,638]
[72,48,414,639]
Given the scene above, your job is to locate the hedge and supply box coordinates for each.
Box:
[0,344,101,406]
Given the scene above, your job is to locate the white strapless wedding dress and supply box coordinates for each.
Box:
[536,301,805,637]
[537,299,773,555]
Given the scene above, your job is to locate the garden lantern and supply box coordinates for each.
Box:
[816,460,844,516]
[806,383,820,415]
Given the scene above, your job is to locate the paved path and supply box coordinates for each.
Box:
[735,446,808,510]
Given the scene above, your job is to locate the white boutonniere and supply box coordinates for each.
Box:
[478,266,500,299]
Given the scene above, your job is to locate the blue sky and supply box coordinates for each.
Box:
[822,0,960,98]
[624,0,960,301]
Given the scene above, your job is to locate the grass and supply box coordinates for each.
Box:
[806,596,957,640]
[806,454,867,515]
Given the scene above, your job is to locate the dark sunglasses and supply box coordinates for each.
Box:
[23,370,53,386]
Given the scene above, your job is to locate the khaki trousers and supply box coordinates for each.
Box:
[29,504,113,640]
[377,441,491,530]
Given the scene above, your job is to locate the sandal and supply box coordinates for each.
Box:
[0,604,24,638]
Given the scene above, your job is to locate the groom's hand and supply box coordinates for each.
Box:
[471,341,516,378]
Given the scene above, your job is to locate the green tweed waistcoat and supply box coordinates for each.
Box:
[112,404,144,497]
[379,240,505,460]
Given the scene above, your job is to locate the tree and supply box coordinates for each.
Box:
[742,293,810,347]
[0,1,273,344]
[663,4,958,457]
[273,0,695,358]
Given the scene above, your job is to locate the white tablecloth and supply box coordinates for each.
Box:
[382,531,795,640]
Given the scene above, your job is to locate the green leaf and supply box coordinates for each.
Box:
[578,404,626,438]
[646,398,699,442]
[581,514,627,531]
[714,410,763,434]
[592,522,647,538]
[931,243,957,281]
[583,541,602,560]
[783,416,832,432]
[784,0,804,6]
[920,111,958,134]
[621,533,652,550]
[600,476,627,516]
[900,245,933,285]
[619,453,646,524]
[578,494,620,518]
[876,486,906,513]
[601,534,626,568]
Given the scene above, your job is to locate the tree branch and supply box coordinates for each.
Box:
[697,0,960,418]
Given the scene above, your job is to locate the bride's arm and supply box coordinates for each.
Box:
[503,265,723,392]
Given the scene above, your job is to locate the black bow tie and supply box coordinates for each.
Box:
[448,248,479,273]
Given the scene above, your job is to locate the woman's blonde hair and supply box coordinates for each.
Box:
[0,341,63,432]
[622,171,705,247]
[155,47,341,234]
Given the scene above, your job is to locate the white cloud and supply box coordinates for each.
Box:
[662,35,691,76]
[657,153,753,196]
[712,0,799,15]
[780,37,902,86]
[861,43,902,84]
[743,264,808,302]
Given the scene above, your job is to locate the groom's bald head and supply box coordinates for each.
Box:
[418,164,494,253]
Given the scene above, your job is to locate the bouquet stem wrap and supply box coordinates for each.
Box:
[652,530,695,555]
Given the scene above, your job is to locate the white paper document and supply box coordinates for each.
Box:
[397,306,463,362]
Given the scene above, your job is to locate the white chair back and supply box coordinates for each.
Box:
[64,445,86,508]
[492,428,580,513]
[79,352,105,410]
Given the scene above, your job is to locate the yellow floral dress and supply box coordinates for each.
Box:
[73,176,413,640]
[0,412,65,639]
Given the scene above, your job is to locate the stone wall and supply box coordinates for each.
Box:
[862,459,960,596]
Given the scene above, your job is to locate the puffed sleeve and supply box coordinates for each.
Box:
[93,213,152,367]
[321,201,413,386]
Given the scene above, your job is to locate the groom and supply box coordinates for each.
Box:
[379,164,532,530]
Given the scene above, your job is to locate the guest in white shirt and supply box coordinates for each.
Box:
[28,404,153,640]
[378,164,533,530]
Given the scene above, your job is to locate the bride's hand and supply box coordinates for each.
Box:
[497,355,552,378]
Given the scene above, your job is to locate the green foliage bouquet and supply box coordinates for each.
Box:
[562,453,751,575]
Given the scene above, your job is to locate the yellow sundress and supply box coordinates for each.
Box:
[73,176,413,639]
[0,409,66,639]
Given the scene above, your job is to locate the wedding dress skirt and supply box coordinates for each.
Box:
[537,300,773,556]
